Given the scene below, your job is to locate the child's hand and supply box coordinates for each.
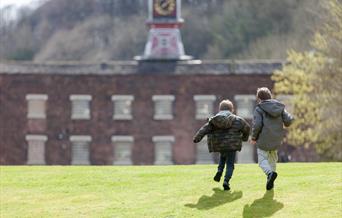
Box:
[193,137,200,143]
[250,139,257,145]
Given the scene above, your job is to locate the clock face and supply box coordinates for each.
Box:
[154,0,176,16]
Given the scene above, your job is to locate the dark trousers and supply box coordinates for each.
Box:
[217,151,236,182]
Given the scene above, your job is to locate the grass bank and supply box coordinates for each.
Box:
[0,163,341,217]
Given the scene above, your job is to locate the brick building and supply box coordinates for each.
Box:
[0,60,320,165]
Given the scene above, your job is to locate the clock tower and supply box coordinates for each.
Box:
[136,0,192,60]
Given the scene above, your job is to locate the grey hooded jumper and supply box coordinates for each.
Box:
[251,99,294,151]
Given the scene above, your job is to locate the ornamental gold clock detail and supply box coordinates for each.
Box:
[135,0,192,60]
[154,0,176,16]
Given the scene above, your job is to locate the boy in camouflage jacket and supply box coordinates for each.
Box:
[193,100,250,190]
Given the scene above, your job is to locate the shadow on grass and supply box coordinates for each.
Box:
[242,190,284,218]
[184,188,243,210]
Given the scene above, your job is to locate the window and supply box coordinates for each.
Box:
[111,136,134,165]
[194,95,216,120]
[70,95,92,120]
[152,136,174,165]
[234,95,255,119]
[26,94,48,119]
[152,95,175,120]
[111,95,134,120]
[70,135,91,165]
[195,136,214,164]
[26,135,47,165]
[237,142,255,163]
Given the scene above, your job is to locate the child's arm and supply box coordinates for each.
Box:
[193,122,212,143]
[282,109,294,127]
[241,120,251,142]
[251,108,263,141]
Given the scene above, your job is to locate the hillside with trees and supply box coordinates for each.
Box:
[272,0,342,161]
[0,0,323,61]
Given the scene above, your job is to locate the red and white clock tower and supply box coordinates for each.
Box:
[137,0,192,60]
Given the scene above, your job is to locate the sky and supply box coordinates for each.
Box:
[0,0,43,8]
[0,0,46,21]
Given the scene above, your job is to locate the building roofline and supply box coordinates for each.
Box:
[0,59,285,75]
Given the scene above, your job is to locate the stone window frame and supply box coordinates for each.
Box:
[70,135,92,165]
[111,95,134,120]
[25,134,48,165]
[69,95,92,120]
[193,95,216,120]
[111,135,134,165]
[234,94,256,119]
[236,141,256,163]
[152,95,175,120]
[152,136,175,165]
[26,94,48,119]
[195,136,214,164]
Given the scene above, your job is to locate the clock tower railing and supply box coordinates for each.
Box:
[135,0,192,61]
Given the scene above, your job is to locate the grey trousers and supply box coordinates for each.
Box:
[257,148,278,175]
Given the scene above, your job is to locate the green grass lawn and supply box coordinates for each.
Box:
[1,163,341,218]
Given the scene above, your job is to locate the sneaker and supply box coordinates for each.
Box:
[266,172,278,190]
[223,180,230,191]
[213,172,222,182]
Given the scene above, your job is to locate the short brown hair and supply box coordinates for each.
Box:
[219,99,234,112]
[256,87,272,100]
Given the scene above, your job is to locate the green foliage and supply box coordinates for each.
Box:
[0,0,322,61]
[272,0,342,161]
[6,48,34,60]
[272,51,324,147]
[207,0,298,58]
[1,164,341,217]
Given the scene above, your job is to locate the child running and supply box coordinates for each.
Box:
[193,99,250,190]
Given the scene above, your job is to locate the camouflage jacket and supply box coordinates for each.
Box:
[193,111,251,153]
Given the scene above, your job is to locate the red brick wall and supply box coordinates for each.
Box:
[0,72,319,164]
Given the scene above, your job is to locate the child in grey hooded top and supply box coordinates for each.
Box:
[250,87,294,190]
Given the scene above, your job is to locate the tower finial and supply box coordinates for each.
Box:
[135,0,192,61]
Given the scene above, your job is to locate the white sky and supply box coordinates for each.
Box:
[0,0,42,8]
[0,0,46,21]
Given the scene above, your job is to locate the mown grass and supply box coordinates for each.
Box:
[0,163,341,218]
